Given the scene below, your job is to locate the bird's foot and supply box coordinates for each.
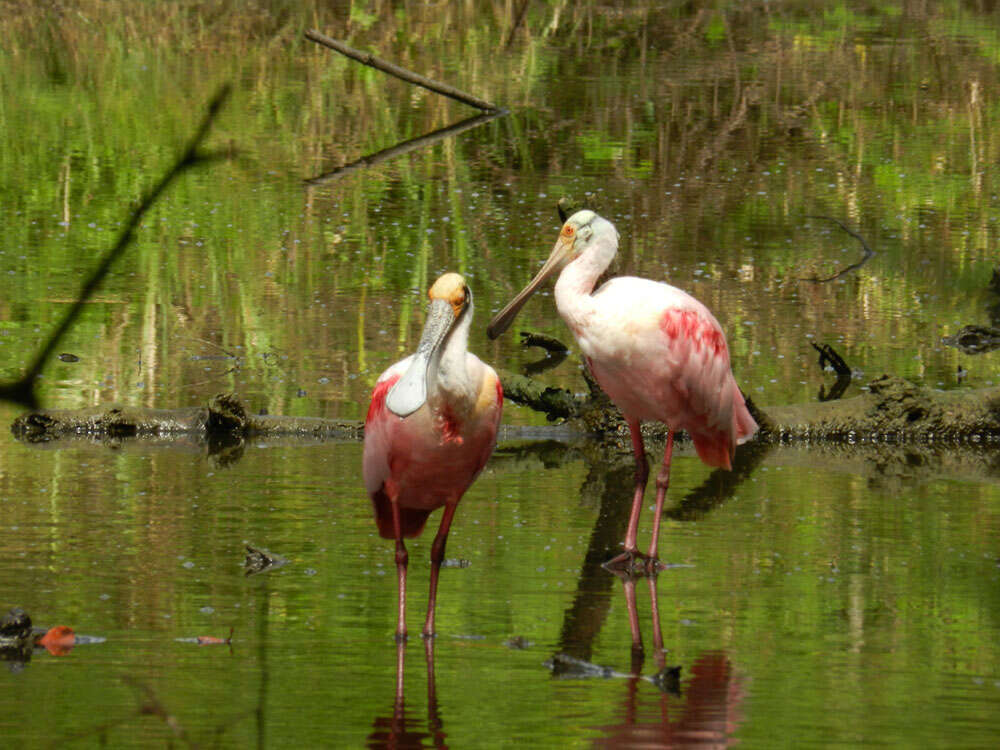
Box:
[602,549,663,578]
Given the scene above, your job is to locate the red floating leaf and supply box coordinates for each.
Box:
[37,625,75,656]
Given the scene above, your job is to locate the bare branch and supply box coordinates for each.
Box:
[802,215,876,283]
[811,341,852,402]
[305,30,501,112]
[0,85,233,410]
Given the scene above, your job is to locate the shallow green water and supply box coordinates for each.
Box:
[2,2,1000,747]
[2,434,998,747]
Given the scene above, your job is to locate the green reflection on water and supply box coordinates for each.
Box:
[1,431,998,747]
[3,1,1000,418]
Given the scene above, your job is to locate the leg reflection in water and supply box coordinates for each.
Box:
[366,638,447,750]
[543,439,756,746]
[549,567,745,748]
[597,573,746,749]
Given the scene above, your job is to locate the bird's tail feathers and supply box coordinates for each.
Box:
[690,431,734,471]
[371,489,433,539]
[731,384,759,445]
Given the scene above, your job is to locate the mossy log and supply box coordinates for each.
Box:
[757,374,1000,444]
[11,393,362,445]
[502,366,1000,447]
[10,374,1000,450]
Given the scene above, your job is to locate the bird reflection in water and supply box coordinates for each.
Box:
[595,572,745,748]
[549,494,746,750]
[592,649,745,748]
[551,459,747,750]
[366,638,446,750]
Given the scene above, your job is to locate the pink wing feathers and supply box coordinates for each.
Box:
[583,276,756,471]
[658,306,756,469]
[362,374,399,497]
[363,374,436,538]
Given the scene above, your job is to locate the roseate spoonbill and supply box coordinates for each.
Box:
[487,211,757,572]
[364,272,502,639]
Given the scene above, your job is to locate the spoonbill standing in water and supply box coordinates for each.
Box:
[488,211,757,572]
[364,273,502,639]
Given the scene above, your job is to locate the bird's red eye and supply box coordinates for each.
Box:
[562,225,575,236]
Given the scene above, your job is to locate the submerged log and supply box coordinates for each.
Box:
[501,369,1000,450]
[759,374,1000,443]
[11,392,362,445]
[10,374,1000,449]
[508,372,1000,448]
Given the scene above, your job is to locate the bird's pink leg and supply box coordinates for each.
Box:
[646,430,674,563]
[604,418,650,571]
[422,502,458,638]
[391,501,409,641]
[623,418,650,553]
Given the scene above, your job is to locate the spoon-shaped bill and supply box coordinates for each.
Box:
[487,236,575,339]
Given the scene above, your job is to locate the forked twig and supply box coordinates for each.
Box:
[0,86,233,410]
[802,215,875,283]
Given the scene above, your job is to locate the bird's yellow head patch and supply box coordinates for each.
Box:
[429,272,469,317]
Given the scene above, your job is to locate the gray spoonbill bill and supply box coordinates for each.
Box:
[363,272,503,639]
[487,211,757,572]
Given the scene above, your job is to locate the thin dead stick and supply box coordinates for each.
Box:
[304,110,504,186]
[0,85,232,411]
[802,215,875,283]
[305,30,500,113]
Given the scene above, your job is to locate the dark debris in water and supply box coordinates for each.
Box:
[177,627,235,647]
[0,607,102,669]
[520,331,570,377]
[545,652,684,693]
[651,665,683,695]
[545,653,621,680]
[504,636,534,649]
[0,607,33,645]
[811,341,852,402]
[244,544,288,576]
[941,325,1000,355]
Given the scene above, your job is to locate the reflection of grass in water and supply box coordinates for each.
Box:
[2,1,1000,413]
